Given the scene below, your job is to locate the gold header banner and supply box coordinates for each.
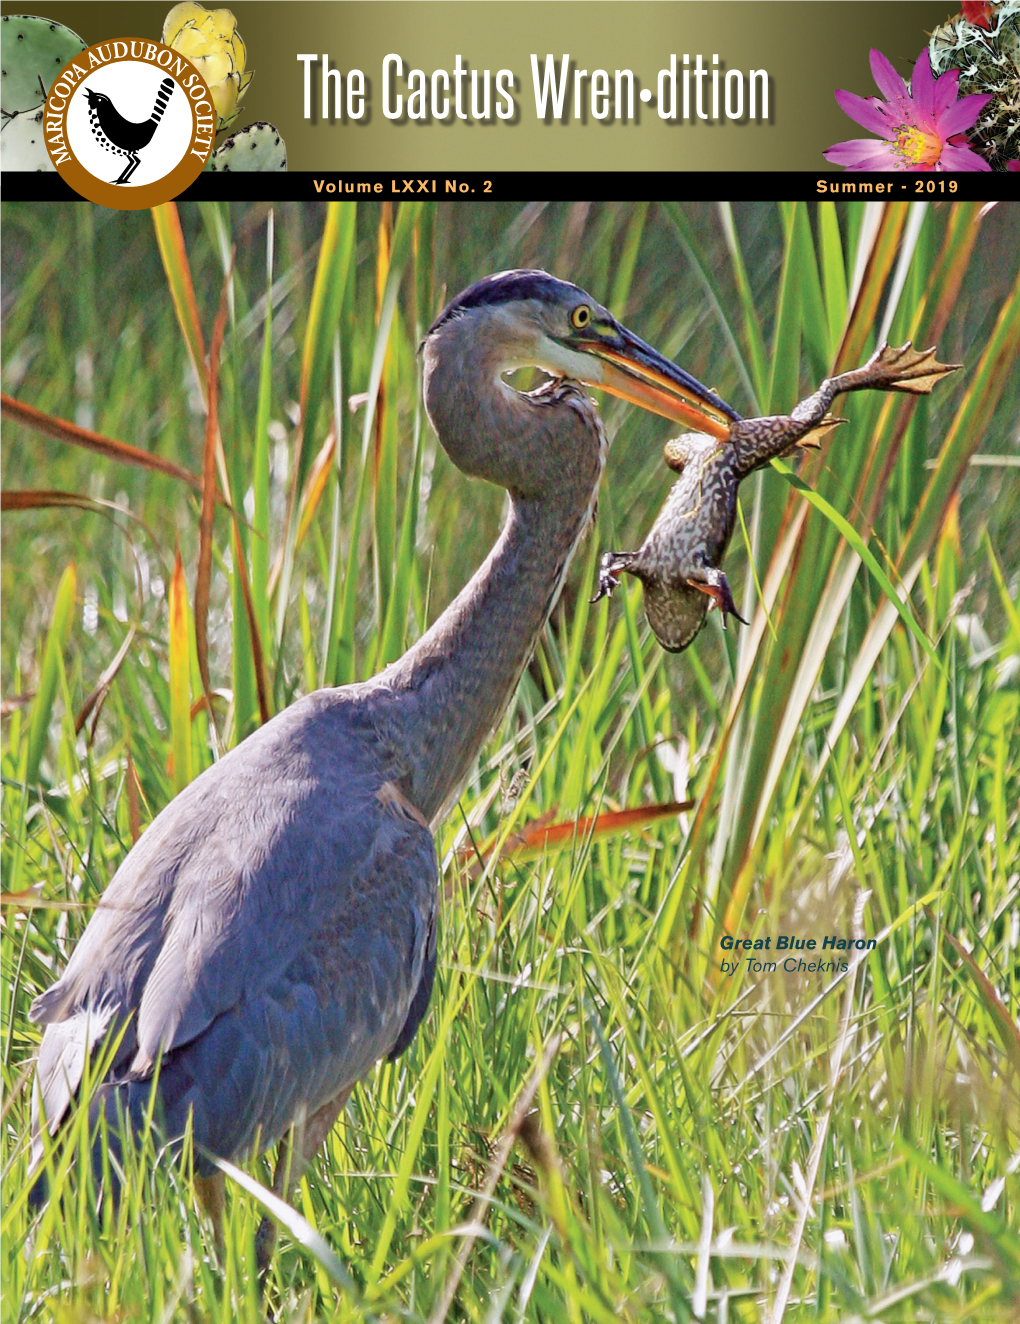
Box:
[1,1,973,173]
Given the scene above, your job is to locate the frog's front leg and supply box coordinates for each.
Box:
[591,551,637,604]
[684,564,748,629]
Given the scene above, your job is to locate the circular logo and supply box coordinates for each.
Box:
[44,39,215,208]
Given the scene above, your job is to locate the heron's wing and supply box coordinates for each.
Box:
[152,782,438,1159]
[31,691,438,1150]
[31,1004,118,1148]
[30,694,361,1046]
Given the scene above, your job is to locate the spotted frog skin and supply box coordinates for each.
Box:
[594,343,958,652]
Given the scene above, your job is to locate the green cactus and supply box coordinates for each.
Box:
[0,103,52,168]
[206,121,287,171]
[928,0,1020,169]
[1,14,87,117]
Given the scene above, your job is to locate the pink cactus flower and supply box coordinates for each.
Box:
[825,48,993,171]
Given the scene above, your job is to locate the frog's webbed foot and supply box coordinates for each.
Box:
[591,551,636,604]
[686,566,748,629]
[853,341,959,391]
[839,341,961,396]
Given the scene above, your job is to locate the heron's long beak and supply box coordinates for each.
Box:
[577,327,741,440]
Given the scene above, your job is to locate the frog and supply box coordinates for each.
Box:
[593,341,958,653]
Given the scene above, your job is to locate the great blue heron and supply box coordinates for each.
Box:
[27,269,739,1267]
[594,342,959,652]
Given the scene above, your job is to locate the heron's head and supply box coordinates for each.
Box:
[426,270,740,440]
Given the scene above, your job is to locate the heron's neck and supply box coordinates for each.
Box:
[370,493,591,824]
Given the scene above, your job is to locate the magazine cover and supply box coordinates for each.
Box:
[2,2,1018,1320]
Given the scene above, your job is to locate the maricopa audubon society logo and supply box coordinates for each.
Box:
[44,39,215,207]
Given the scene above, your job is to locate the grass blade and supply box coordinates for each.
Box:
[589,1003,691,1320]
[75,624,136,736]
[250,210,275,666]
[938,921,1020,1078]
[818,202,848,357]
[893,1138,1020,1277]
[275,204,357,654]
[376,389,423,669]
[717,201,767,410]
[231,520,271,729]
[772,457,940,672]
[151,202,207,406]
[195,271,231,703]
[1,491,129,519]
[426,1036,561,1324]
[297,202,357,498]
[210,1153,358,1293]
[23,562,76,786]
[469,800,693,870]
[822,258,1020,767]
[983,529,1020,653]
[335,203,421,684]
[899,260,1020,577]
[660,199,757,412]
[168,546,192,794]
[1,394,206,493]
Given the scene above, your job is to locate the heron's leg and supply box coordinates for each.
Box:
[255,1087,353,1279]
[195,1170,227,1261]
[591,551,636,604]
[685,566,747,628]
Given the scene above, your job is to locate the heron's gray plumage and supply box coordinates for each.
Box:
[28,270,735,1229]
[32,690,437,1170]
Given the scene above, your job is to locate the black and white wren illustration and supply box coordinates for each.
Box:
[84,75,174,183]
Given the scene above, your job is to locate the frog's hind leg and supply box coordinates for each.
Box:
[591,551,637,604]
[788,343,960,448]
[686,566,748,629]
[737,343,960,474]
[824,342,959,399]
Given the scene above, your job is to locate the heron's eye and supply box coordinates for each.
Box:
[571,305,592,330]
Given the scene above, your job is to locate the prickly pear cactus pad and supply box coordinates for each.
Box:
[0,14,87,117]
[0,104,51,169]
[206,121,286,171]
[929,0,1020,168]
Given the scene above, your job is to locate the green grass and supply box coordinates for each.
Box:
[2,200,1019,1322]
